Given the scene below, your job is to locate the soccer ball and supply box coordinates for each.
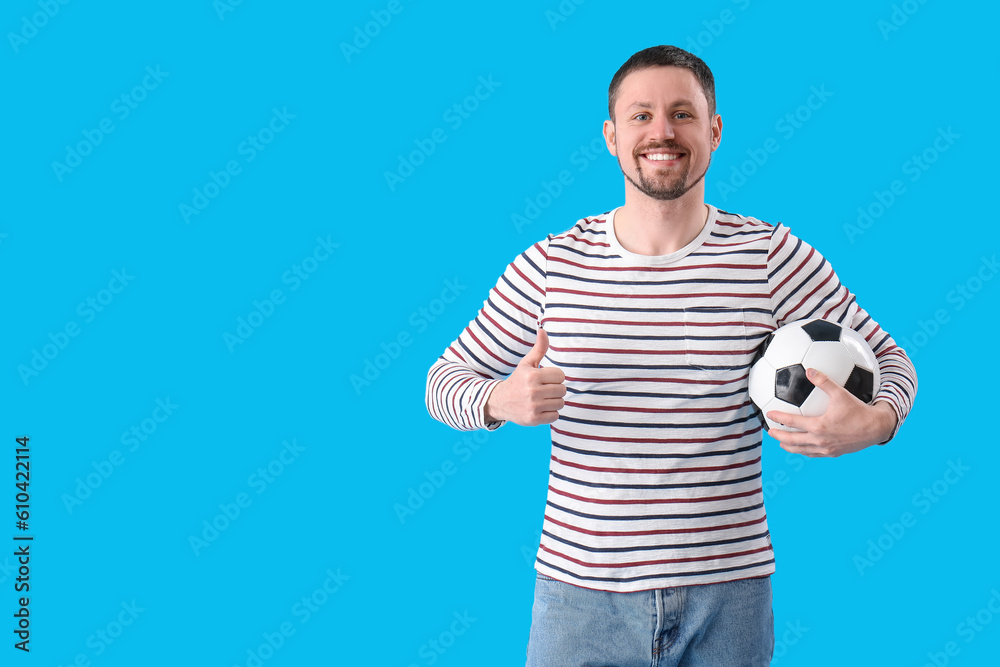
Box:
[748,318,880,433]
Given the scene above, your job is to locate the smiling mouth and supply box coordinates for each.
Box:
[638,149,685,165]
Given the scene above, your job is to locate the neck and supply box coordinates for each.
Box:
[615,184,709,256]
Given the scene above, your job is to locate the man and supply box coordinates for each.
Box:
[425,45,916,666]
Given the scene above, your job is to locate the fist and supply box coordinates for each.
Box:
[485,329,566,426]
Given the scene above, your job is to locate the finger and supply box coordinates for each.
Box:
[532,401,564,423]
[765,409,806,432]
[531,386,566,404]
[536,410,561,425]
[527,381,565,402]
[539,397,565,411]
[806,367,852,400]
[768,427,814,447]
[806,367,829,386]
[536,367,566,384]
[535,382,567,399]
[520,328,549,368]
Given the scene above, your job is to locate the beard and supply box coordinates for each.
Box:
[617,142,711,201]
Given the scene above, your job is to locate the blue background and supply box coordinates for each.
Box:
[3,0,998,665]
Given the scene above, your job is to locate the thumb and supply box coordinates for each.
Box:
[807,367,837,391]
[520,328,549,368]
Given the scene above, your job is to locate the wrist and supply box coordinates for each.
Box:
[483,380,506,423]
[873,400,898,445]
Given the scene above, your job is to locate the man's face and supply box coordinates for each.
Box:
[603,66,721,202]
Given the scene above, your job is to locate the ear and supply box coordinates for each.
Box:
[710,113,722,152]
[602,119,618,157]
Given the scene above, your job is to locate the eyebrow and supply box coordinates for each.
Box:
[626,99,696,111]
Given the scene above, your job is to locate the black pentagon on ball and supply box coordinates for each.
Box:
[750,330,775,368]
[801,319,842,342]
[775,364,813,407]
[844,366,875,403]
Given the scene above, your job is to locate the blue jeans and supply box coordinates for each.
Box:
[526,572,774,667]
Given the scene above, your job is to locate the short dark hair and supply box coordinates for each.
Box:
[608,45,716,121]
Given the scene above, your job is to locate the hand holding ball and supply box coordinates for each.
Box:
[748,319,880,432]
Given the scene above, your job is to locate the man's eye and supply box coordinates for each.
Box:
[633,113,650,121]
[675,112,691,119]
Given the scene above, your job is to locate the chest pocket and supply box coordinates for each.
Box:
[682,307,750,377]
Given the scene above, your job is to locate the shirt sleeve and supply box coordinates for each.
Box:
[767,224,917,443]
[425,237,550,431]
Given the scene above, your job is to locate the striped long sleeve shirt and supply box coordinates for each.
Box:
[425,204,917,592]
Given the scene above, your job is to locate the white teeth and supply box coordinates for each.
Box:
[644,153,679,161]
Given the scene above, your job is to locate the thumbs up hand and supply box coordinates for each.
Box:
[484,328,567,426]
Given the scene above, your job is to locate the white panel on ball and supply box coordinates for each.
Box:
[764,325,812,369]
[840,328,880,371]
[798,384,832,418]
[761,397,805,433]
[801,341,855,386]
[747,358,776,410]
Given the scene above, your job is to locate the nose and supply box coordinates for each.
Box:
[648,115,675,142]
